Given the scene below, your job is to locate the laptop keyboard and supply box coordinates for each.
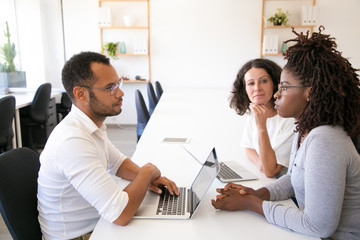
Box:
[157,187,186,215]
[217,162,243,180]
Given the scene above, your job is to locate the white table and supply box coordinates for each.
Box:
[90,88,319,240]
[0,91,61,148]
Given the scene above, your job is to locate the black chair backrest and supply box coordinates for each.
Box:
[0,96,15,151]
[61,92,72,109]
[155,81,163,99]
[147,82,158,115]
[352,136,360,154]
[30,83,52,123]
[135,90,150,139]
[0,147,42,240]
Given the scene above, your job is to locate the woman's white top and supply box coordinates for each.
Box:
[241,113,295,168]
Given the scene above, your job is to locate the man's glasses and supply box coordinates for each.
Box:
[82,78,123,96]
[277,84,308,96]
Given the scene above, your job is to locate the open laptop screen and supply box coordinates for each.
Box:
[189,148,219,214]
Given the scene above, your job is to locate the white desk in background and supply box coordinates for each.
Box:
[0,90,62,148]
[90,88,319,240]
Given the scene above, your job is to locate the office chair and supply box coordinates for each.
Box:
[0,147,42,240]
[147,82,158,115]
[21,83,52,150]
[56,92,72,122]
[0,96,15,153]
[155,81,163,99]
[352,136,360,154]
[135,90,150,142]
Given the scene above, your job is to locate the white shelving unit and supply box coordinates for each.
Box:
[98,0,151,83]
[260,0,317,58]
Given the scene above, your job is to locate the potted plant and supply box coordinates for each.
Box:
[267,8,290,26]
[103,42,119,59]
[0,21,26,91]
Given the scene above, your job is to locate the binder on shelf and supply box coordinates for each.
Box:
[133,37,148,55]
[263,34,279,55]
[301,6,317,26]
[141,37,148,55]
[134,37,140,54]
[98,7,111,27]
[263,35,269,55]
[268,35,274,54]
[301,6,308,25]
[307,6,313,25]
[311,6,318,25]
[272,35,279,54]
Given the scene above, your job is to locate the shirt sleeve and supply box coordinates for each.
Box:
[265,174,294,201]
[107,137,128,175]
[263,131,347,238]
[55,137,129,223]
[241,115,254,149]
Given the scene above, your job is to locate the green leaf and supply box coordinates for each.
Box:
[0,21,17,72]
[103,42,120,59]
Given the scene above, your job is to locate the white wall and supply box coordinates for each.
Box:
[150,0,261,90]
[62,0,99,59]
[317,0,360,68]
[61,0,360,124]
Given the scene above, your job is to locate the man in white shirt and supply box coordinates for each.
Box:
[37,51,179,240]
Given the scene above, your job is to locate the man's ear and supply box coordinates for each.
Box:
[73,86,88,102]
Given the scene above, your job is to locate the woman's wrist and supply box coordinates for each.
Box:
[245,194,265,216]
[254,187,270,200]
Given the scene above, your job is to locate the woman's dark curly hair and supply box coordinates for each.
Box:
[283,26,360,137]
[62,51,110,100]
[229,58,282,115]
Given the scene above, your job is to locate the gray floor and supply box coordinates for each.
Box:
[0,124,137,239]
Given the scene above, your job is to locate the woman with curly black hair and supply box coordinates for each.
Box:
[230,59,295,178]
[212,26,360,240]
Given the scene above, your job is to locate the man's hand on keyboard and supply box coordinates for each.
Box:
[149,176,179,196]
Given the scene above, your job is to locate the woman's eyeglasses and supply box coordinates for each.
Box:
[82,78,123,96]
[277,84,308,96]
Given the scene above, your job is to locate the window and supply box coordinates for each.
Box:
[0,0,65,89]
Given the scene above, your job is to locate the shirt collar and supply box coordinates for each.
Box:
[71,105,107,134]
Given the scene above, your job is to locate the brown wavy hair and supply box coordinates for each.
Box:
[283,26,360,137]
[229,58,282,115]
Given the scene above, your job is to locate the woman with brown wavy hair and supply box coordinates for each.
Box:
[230,59,295,178]
[212,26,360,239]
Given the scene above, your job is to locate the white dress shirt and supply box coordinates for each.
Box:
[37,105,129,240]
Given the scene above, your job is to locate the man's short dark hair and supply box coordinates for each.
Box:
[62,51,110,100]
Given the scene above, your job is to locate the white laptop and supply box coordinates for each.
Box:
[217,161,258,182]
[134,148,220,219]
[181,145,257,183]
